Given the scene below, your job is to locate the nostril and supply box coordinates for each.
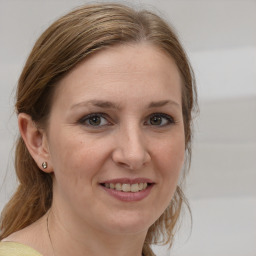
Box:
[111,144,151,170]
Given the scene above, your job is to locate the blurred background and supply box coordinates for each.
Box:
[0,0,255,255]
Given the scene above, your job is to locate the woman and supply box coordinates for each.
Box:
[0,3,197,256]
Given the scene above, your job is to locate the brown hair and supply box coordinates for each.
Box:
[0,3,197,254]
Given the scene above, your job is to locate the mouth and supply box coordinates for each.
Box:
[99,178,154,202]
[100,182,152,193]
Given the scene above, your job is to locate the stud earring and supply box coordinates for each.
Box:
[42,161,48,169]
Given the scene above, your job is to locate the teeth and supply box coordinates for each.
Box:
[122,184,131,192]
[131,183,139,192]
[104,182,148,192]
[139,183,144,190]
[115,183,122,191]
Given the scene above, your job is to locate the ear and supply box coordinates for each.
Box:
[18,113,53,173]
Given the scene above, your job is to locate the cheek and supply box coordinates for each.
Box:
[157,132,185,168]
[48,129,109,184]
[154,133,185,189]
[146,134,185,221]
[48,135,101,206]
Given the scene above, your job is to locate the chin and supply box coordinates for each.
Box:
[102,209,158,235]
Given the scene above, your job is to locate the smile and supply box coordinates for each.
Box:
[102,183,148,192]
[100,178,154,201]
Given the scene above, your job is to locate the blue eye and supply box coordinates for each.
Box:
[79,113,109,127]
[146,113,174,126]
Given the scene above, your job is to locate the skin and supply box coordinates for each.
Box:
[7,43,185,256]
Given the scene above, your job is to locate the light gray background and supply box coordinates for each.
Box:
[0,0,255,255]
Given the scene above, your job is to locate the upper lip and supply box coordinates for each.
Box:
[100,178,154,184]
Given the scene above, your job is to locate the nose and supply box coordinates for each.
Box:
[112,125,151,170]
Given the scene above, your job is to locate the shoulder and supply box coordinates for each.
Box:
[0,241,42,256]
[0,215,48,256]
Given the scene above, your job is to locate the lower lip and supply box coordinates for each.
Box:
[101,185,154,202]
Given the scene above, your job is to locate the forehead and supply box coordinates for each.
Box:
[53,43,182,108]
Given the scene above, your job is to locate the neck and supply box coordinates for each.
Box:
[47,207,147,256]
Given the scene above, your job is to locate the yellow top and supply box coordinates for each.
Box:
[0,242,42,256]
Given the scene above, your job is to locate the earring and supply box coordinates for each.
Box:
[42,161,48,169]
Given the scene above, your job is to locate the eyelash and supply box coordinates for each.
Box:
[145,113,175,126]
[78,113,110,128]
[78,112,175,128]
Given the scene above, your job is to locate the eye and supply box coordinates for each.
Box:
[78,113,110,127]
[146,113,174,127]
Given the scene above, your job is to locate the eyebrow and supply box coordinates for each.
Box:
[147,100,180,108]
[71,99,180,110]
[71,100,121,110]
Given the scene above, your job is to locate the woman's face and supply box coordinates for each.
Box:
[45,43,185,235]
